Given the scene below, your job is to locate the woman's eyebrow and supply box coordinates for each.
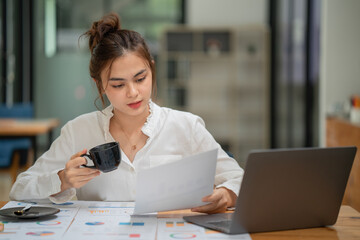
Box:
[109,69,147,81]
[134,69,146,78]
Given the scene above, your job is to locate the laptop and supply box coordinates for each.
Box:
[184,146,357,234]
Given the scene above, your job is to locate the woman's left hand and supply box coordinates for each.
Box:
[191,187,237,214]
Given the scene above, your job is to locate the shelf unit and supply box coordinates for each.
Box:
[157,26,269,166]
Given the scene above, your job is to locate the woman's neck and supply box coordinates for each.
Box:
[111,106,149,135]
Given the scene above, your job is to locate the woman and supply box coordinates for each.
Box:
[10,13,243,214]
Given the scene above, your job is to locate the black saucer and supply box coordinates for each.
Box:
[0,206,60,219]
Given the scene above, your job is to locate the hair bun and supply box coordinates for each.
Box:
[84,13,121,54]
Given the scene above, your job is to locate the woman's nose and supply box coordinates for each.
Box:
[126,83,138,98]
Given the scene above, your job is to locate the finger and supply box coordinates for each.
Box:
[191,202,218,213]
[67,149,88,168]
[74,167,100,176]
[191,202,213,212]
[63,167,99,186]
[201,194,212,202]
[66,170,100,188]
[192,201,227,214]
[66,156,88,169]
[74,170,100,182]
[192,190,228,213]
[65,167,100,179]
[70,149,87,160]
[202,190,222,202]
[202,193,219,203]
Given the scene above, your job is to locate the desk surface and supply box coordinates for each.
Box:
[0,118,59,136]
[1,201,359,239]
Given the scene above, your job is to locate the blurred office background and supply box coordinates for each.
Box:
[0,0,360,201]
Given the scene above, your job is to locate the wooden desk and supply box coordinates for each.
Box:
[1,201,359,239]
[158,206,360,239]
[327,117,360,212]
[0,118,59,158]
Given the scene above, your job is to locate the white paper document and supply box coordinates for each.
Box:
[134,149,218,214]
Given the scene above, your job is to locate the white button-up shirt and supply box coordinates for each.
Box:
[10,101,243,203]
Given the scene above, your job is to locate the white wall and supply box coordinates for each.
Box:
[186,0,267,27]
[320,0,360,145]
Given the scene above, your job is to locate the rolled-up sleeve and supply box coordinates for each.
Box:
[9,123,76,202]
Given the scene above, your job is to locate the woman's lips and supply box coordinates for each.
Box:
[128,100,142,109]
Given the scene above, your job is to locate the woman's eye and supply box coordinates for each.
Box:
[113,84,124,88]
[136,76,146,82]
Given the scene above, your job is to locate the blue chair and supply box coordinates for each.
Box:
[0,103,34,183]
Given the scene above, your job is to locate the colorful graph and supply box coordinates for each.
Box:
[166,221,186,227]
[87,208,133,215]
[17,201,37,206]
[166,221,174,227]
[0,232,16,235]
[119,222,131,226]
[129,234,141,238]
[85,222,105,226]
[60,209,71,213]
[119,222,145,226]
[169,233,197,239]
[53,202,74,205]
[88,210,109,214]
[132,222,144,226]
[37,221,61,226]
[26,231,55,236]
[82,233,141,238]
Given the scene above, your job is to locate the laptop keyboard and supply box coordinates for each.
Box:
[207,220,232,229]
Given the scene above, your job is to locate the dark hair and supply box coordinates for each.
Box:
[82,13,156,108]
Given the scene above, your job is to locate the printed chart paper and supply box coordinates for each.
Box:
[0,201,252,240]
[157,218,251,240]
[0,201,156,240]
[63,201,156,240]
[134,149,218,214]
[63,214,157,240]
[0,200,80,240]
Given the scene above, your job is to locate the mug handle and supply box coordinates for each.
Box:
[81,153,97,169]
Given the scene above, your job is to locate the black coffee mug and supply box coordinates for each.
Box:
[81,142,121,173]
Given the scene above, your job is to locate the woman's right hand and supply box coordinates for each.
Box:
[57,149,100,193]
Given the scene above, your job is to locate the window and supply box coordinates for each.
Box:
[52,0,183,55]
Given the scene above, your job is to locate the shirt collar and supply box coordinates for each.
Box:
[102,105,114,142]
[101,99,161,141]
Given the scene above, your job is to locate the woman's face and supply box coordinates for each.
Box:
[100,53,153,118]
